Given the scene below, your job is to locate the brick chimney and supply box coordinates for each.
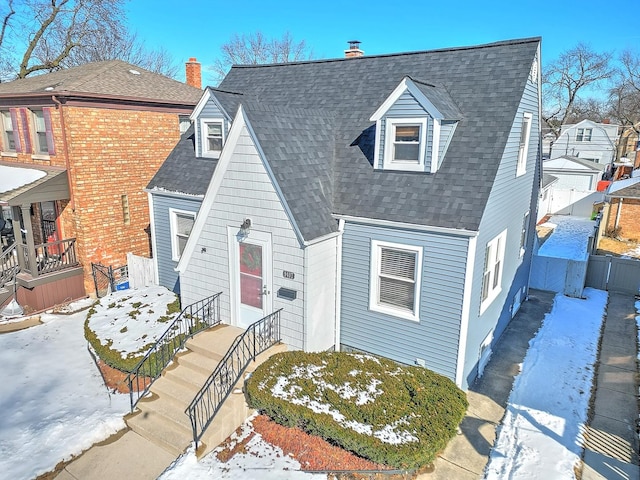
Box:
[345,40,364,58]
[185,57,202,89]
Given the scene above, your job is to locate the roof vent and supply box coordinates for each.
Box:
[128,69,141,75]
[345,40,364,58]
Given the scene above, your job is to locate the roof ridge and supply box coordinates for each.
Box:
[62,59,130,90]
[230,37,541,70]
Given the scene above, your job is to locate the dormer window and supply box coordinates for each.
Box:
[383,118,427,171]
[200,118,225,158]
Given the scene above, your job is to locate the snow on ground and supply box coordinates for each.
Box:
[538,216,595,261]
[484,288,608,479]
[0,302,130,480]
[159,415,323,480]
[87,285,179,358]
[623,244,640,259]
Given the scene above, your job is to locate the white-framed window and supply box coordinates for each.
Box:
[576,128,592,142]
[520,211,530,257]
[170,209,196,261]
[369,240,422,321]
[200,118,224,158]
[383,117,427,171]
[481,230,507,313]
[32,109,49,154]
[1,110,17,152]
[516,113,532,176]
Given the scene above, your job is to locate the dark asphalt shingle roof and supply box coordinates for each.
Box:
[609,181,640,199]
[147,126,216,196]
[0,60,202,104]
[410,78,463,120]
[152,38,540,240]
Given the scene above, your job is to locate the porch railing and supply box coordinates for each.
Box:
[126,292,222,411]
[0,244,19,288]
[20,238,79,275]
[186,309,282,448]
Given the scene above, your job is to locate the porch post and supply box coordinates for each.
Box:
[20,204,38,278]
[11,206,26,271]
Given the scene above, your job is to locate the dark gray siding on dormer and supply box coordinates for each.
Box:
[195,100,228,158]
[340,222,471,382]
[377,91,434,171]
[152,192,202,294]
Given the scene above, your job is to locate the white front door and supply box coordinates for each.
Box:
[229,228,272,329]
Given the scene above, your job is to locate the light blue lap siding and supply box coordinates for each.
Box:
[195,99,228,158]
[151,193,202,294]
[340,222,470,382]
[378,91,433,171]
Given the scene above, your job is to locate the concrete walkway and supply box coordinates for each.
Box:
[582,292,640,480]
[419,289,555,479]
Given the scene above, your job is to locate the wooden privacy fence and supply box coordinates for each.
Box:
[585,255,640,294]
[126,252,156,288]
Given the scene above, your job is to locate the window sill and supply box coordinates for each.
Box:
[480,287,501,315]
[31,154,51,161]
[201,152,221,160]
[370,303,419,322]
[1,151,17,157]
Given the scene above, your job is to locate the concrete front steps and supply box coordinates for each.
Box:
[125,323,286,458]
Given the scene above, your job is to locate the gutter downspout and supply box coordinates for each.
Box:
[51,95,75,211]
[334,219,345,350]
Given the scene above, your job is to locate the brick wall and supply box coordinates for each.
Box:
[63,106,182,292]
[606,198,640,241]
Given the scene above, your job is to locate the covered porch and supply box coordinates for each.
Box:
[0,162,84,313]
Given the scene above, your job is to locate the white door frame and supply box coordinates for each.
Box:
[227,227,273,329]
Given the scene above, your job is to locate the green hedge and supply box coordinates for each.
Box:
[245,351,467,469]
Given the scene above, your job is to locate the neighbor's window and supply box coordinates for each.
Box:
[1,110,17,152]
[200,118,224,157]
[516,113,532,176]
[32,109,49,154]
[383,118,427,171]
[369,240,422,321]
[576,128,592,142]
[170,209,196,261]
[481,230,507,312]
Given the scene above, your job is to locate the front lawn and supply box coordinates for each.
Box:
[245,351,468,470]
[84,285,180,372]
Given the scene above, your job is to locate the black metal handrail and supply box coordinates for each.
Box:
[186,309,282,447]
[0,243,19,288]
[127,292,222,411]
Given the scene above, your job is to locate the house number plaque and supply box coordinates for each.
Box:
[282,270,295,279]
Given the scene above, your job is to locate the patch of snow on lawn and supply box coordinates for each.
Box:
[484,288,607,479]
[159,416,322,480]
[537,216,595,261]
[87,285,179,358]
[269,358,417,444]
[623,244,640,259]
[0,309,129,479]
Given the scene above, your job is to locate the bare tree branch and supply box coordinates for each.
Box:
[211,31,313,84]
[542,43,614,137]
[0,0,16,52]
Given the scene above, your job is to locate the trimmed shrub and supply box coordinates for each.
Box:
[245,351,467,469]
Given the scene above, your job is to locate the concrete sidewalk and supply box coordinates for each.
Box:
[420,289,556,479]
[581,292,640,480]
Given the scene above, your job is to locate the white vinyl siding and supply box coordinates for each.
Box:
[480,229,506,313]
[370,240,422,321]
[516,113,532,176]
[170,209,196,261]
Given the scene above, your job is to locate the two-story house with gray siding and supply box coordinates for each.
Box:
[148,38,542,390]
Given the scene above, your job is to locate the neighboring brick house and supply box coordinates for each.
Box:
[0,60,202,311]
[604,177,640,240]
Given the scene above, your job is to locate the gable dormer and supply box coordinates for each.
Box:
[370,77,462,173]
[190,88,234,159]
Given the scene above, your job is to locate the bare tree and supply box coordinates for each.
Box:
[608,49,640,159]
[211,31,313,84]
[0,0,177,81]
[542,43,614,138]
